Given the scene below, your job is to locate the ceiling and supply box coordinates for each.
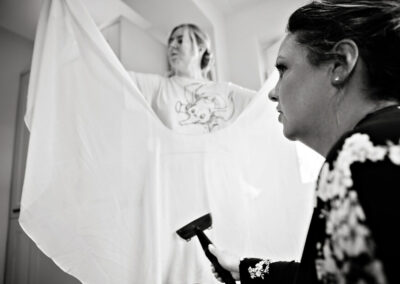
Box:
[122,0,213,41]
[0,0,42,41]
[0,0,266,42]
[210,0,266,15]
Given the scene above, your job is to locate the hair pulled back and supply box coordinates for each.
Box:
[168,23,214,77]
[288,0,400,101]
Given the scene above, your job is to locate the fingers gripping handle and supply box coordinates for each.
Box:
[195,230,236,284]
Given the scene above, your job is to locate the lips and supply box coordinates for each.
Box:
[169,49,179,57]
[276,106,283,122]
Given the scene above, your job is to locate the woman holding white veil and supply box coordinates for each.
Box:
[129,23,255,134]
[19,0,310,283]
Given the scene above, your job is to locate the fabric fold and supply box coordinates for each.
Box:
[20,0,313,283]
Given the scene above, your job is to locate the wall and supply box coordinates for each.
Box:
[120,17,168,75]
[0,27,33,283]
[225,0,307,89]
[193,0,229,82]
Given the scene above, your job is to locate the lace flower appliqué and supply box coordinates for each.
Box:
[248,259,271,280]
[315,133,400,283]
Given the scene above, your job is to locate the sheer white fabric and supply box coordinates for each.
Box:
[20,0,313,283]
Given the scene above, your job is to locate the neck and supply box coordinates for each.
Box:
[309,99,398,158]
[173,63,204,80]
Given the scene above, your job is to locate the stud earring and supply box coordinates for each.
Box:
[334,76,340,82]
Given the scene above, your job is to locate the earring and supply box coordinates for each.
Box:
[334,76,340,82]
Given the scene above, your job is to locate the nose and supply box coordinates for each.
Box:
[268,87,278,102]
[170,38,181,49]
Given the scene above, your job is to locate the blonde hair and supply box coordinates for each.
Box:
[168,24,214,79]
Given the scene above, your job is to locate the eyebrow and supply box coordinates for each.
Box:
[168,35,183,43]
[275,55,286,64]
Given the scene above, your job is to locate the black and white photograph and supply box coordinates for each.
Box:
[0,0,399,283]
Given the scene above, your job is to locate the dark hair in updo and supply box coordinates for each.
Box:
[168,24,214,78]
[288,0,400,102]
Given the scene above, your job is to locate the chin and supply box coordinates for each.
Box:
[283,134,298,141]
[169,59,179,68]
[282,126,298,141]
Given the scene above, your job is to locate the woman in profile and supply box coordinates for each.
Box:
[210,0,400,283]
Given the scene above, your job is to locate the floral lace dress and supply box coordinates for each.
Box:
[239,105,400,284]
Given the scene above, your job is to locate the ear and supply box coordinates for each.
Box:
[330,39,359,87]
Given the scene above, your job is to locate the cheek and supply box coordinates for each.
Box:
[181,51,192,62]
[279,72,311,109]
[181,39,192,51]
[278,81,298,111]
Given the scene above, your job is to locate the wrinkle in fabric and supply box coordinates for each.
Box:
[20,0,312,283]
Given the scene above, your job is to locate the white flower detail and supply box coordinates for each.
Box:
[340,133,373,163]
[315,133,400,283]
[248,259,270,279]
[367,146,387,162]
[317,133,391,203]
[388,143,400,165]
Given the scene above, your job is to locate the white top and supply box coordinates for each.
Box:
[129,72,256,134]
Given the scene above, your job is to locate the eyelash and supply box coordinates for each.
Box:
[275,64,287,77]
[169,37,183,45]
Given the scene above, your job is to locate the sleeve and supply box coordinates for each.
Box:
[350,145,400,284]
[239,258,299,284]
[128,71,164,103]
